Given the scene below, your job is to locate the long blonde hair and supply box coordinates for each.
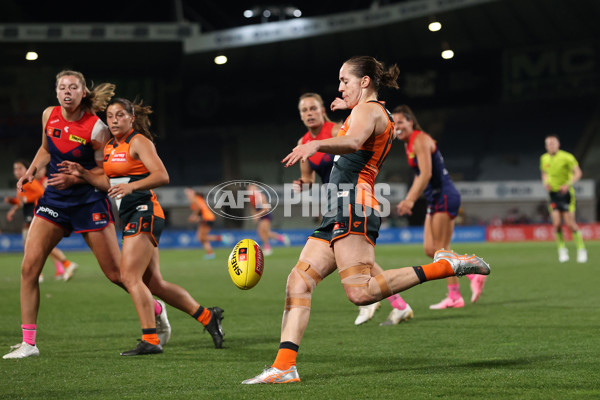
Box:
[55,70,115,113]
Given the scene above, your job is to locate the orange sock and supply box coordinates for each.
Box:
[63,260,71,268]
[196,308,212,326]
[142,333,160,345]
[414,260,454,282]
[272,348,298,371]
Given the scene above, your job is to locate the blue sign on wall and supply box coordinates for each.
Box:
[0,226,486,253]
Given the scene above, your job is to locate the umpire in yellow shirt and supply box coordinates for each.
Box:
[540,134,587,263]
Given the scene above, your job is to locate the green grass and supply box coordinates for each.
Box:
[0,241,599,399]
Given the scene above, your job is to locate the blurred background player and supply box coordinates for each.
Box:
[4,159,78,282]
[293,93,413,326]
[393,105,487,308]
[247,183,289,256]
[293,93,338,189]
[184,187,232,259]
[540,134,587,263]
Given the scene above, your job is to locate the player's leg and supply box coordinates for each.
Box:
[426,213,465,309]
[119,234,163,356]
[83,225,124,288]
[550,201,568,262]
[4,217,63,359]
[199,223,215,259]
[564,208,587,263]
[48,247,66,279]
[257,218,273,255]
[334,234,489,307]
[268,230,290,246]
[378,261,414,326]
[242,238,337,384]
[354,263,382,325]
[144,249,225,348]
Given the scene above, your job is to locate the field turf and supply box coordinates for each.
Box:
[0,241,598,399]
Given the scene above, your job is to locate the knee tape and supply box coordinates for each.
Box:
[368,274,393,299]
[285,261,322,311]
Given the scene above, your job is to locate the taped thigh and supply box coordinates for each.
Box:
[285,261,323,311]
[338,264,371,289]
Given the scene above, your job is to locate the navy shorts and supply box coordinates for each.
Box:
[426,192,461,218]
[35,197,114,236]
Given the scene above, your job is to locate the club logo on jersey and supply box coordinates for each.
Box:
[353,221,362,228]
[112,152,127,162]
[69,134,87,145]
[136,205,148,212]
[92,212,107,222]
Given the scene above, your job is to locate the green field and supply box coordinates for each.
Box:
[0,241,598,399]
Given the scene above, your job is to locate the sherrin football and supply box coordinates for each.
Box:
[227,239,264,290]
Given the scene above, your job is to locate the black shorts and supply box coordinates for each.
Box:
[22,203,35,224]
[201,220,215,228]
[121,205,165,246]
[548,190,575,213]
[310,202,380,246]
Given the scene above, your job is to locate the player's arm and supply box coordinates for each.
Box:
[5,194,20,222]
[293,137,315,190]
[108,135,169,199]
[299,160,316,185]
[397,134,433,216]
[571,164,582,185]
[18,108,54,192]
[561,163,582,193]
[282,103,377,167]
[57,160,110,191]
[541,171,551,192]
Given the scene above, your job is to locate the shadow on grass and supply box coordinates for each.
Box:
[306,352,551,379]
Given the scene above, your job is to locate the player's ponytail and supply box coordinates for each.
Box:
[344,56,400,91]
[55,70,116,113]
[87,83,116,113]
[108,97,154,141]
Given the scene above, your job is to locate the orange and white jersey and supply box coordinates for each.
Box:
[191,195,216,222]
[103,130,164,219]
